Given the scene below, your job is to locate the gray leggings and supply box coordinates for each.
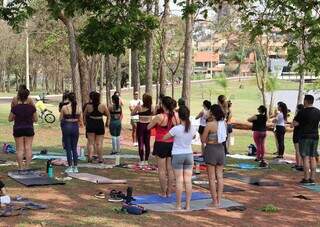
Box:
[172,153,193,170]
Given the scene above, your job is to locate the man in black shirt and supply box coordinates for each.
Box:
[293,95,320,184]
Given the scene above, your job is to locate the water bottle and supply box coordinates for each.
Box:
[115,155,121,166]
[195,163,200,174]
[80,147,85,157]
[47,160,54,178]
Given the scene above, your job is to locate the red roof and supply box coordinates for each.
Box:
[194,52,219,63]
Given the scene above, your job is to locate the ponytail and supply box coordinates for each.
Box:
[178,106,191,133]
[68,92,77,117]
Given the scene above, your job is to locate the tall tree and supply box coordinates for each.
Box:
[145,0,154,94]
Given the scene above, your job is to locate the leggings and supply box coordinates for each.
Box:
[253,131,266,160]
[136,122,151,161]
[275,126,286,156]
[62,121,79,166]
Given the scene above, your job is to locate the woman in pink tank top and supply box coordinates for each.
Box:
[148,96,180,197]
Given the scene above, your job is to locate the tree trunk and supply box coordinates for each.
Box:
[145,2,154,95]
[59,16,82,106]
[182,0,194,107]
[116,56,122,93]
[159,0,170,96]
[6,70,10,93]
[269,92,274,117]
[100,55,105,93]
[78,53,91,106]
[131,49,140,95]
[105,54,112,105]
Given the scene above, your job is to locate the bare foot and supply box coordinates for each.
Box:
[158,193,167,197]
[176,205,182,210]
[185,206,191,211]
[208,202,218,208]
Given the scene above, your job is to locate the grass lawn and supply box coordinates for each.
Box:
[2,79,319,226]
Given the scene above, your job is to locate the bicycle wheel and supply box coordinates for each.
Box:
[44,113,56,124]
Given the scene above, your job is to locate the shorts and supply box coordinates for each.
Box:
[299,139,319,158]
[109,119,121,137]
[172,153,193,170]
[86,119,105,135]
[152,141,173,158]
[13,128,35,137]
[204,144,225,165]
[198,125,205,135]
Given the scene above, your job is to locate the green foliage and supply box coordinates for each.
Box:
[259,204,279,213]
[266,75,278,92]
[215,73,228,94]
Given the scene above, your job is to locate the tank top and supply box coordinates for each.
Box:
[138,108,152,116]
[155,113,177,143]
[252,114,267,132]
[200,109,209,126]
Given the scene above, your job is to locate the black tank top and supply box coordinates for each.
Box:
[138,108,152,116]
[252,114,267,132]
[89,104,103,117]
[110,105,122,120]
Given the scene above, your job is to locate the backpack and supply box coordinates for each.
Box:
[247,144,257,156]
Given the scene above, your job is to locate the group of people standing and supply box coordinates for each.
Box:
[248,95,320,183]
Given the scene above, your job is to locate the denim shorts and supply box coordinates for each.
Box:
[171,153,193,170]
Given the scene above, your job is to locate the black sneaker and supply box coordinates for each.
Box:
[308,179,316,185]
[110,151,118,155]
[300,179,310,184]
[108,190,124,202]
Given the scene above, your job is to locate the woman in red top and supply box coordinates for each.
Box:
[148,96,180,197]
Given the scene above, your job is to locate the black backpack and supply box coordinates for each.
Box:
[247,144,257,156]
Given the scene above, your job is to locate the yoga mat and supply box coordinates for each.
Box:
[77,163,114,169]
[103,154,139,159]
[224,172,283,186]
[227,154,256,160]
[193,180,245,192]
[8,170,65,187]
[32,155,86,161]
[302,184,320,192]
[271,159,295,165]
[140,198,243,212]
[132,192,210,205]
[227,163,258,170]
[68,173,127,184]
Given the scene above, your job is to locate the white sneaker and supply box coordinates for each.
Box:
[139,161,144,167]
[144,161,148,166]
[64,167,73,173]
[73,167,79,173]
[133,142,138,147]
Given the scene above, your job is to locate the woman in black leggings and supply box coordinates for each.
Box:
[273,102,288,159]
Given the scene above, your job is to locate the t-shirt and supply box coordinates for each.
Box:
[11,104,36,130]
[130,99,143,120]
[295,107,320,139]
[199,109,209,126]
[276,112,285,126]
[252,114,267,132]
[169,124,197,155]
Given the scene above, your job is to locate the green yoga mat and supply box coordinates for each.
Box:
[302,184,320,192]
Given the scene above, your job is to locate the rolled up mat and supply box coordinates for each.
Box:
[193,180,245,192]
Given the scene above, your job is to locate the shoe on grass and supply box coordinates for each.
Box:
[108,190,124,202]
[308,179,316,185]
[110,151,118,155]
[73,167,79,173]
[64,167,73,173]
[300,179,310,184]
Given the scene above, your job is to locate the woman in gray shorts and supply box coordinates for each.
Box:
[201,104,226,207]
[163,106,196,210]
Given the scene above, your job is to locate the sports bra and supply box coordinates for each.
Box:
[155,113,177,143]
[64,113,80,120]
[89,104,103,118]
[138,108,152,116]
[207,131,218,142]
[110,105,122,120]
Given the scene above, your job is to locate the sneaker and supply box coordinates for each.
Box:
[108,190,124,202]
[308,179,316,185]
[133,142,138,147]
[300,179,309,184]
[110,151,118,155]
[73,167,79,173]
[144,161,149,166]
[64,167,73,173]
[139,161,144,167]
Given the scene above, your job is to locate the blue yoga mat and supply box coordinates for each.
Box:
[132,192,210,205]
[228,163,257,169]
[302,184,320,192]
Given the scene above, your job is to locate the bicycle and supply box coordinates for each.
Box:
[35,97,56,124]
